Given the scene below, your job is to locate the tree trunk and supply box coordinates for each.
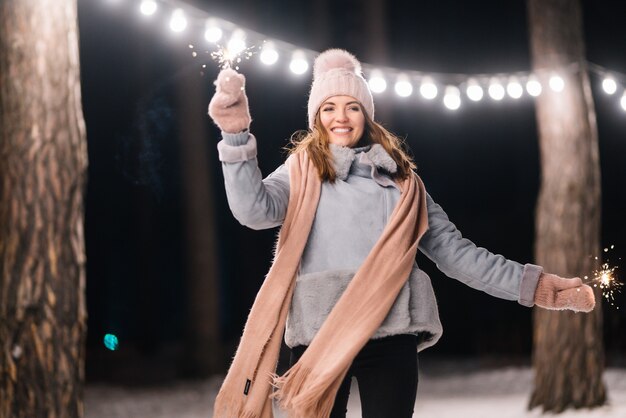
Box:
[178,67,222,376]
[0,0,87,417]
[362,0,388,66]
[527,0,606,412]
[363,0,392,125]
[312,0,330,51]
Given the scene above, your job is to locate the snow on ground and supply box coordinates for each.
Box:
[413,367,626,418]
[85,365,626,417]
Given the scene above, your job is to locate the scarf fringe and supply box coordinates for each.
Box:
[271,365,337,418]
[240,410,260,418]
[214,391,260,418]
[213,391,243,418]
[271,363,310,409]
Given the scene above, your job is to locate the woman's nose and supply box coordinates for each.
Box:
[335,110,348,122]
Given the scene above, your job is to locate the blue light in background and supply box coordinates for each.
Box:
[103,333,119,351]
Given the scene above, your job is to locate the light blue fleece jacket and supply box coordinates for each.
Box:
[217,131,542,352]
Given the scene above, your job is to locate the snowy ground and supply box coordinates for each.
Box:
[85,364,626,417]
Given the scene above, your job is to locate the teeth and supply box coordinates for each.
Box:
[333,128,351,133]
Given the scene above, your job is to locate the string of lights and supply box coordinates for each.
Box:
[103,0,626,113]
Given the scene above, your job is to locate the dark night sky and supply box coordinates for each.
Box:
[77,0,626,377]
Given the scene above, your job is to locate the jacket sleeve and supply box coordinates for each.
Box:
[217,131,290,230]
[418,192,541,307]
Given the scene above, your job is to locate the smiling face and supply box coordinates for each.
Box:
[318,95,365,148]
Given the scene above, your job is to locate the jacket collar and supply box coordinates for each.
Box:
[329,143,398,180]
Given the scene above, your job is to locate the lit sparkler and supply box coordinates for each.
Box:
[585,245,622,309]
[210,43,257,70]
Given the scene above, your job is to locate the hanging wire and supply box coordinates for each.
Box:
[109,0,626,110]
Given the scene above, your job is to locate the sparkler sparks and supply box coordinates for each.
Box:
[210,44,257,70]
[585,245,622,309]
[593,263,621,307]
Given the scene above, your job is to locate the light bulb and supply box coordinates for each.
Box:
[526,76,542,97]
[204,25,222,43]
[260,44,279,65]
[394,76,413,97]
[466,79,483,101]
[507,78,523,99]
[420,78,438,99]
[169,9,187,32]
[139,0,157,16]
[289,51,308,74]
[488,79,505,101]
[227,30,246,55]
[368,71,387,93]
[602,77,617,95]
[549,75,564,92]
[443,86,461,110]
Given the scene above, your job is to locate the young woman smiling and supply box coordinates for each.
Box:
[208,49,595,418]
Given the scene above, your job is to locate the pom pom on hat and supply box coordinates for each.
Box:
[307,49,374,129]
[313,49,362,80]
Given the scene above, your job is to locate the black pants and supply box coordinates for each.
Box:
[289,334,418,418]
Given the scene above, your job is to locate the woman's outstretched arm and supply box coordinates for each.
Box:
[418,192,594,312]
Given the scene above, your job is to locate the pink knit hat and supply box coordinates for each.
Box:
[307,49,374,129]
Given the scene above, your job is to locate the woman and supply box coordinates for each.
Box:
[208,49,595,418]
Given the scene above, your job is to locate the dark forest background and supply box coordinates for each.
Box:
[78,0,626,382]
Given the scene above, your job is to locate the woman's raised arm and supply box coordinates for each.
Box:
[208,69,290,230]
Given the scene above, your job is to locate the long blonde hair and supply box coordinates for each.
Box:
[287,110,417,182]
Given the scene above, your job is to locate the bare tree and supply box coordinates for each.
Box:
[312,0,331,51]
[0,0,87,417]
[527,0,606,411]
[177,67,222,376]
[363,0,392,124]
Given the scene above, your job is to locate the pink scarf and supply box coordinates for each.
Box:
[214,150,429,418]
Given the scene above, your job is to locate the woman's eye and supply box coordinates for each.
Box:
[322,107,333,112]
[349,106,360,111]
